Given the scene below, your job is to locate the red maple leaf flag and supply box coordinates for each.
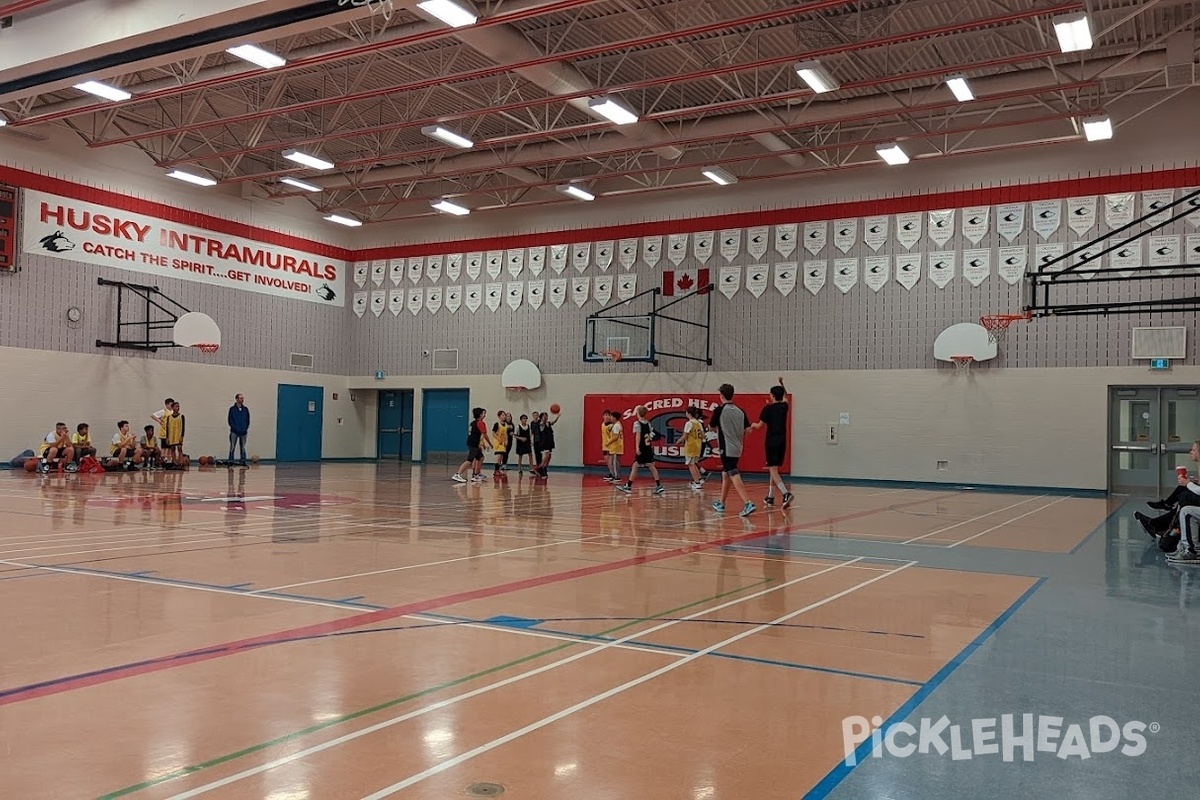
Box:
[661,268,711,296]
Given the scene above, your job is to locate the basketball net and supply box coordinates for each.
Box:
[600,349,623,363]
[950,355,974,374]
[194,343,219,354]
[980,312,1030,344]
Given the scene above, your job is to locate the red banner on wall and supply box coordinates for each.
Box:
[583,392,792,473]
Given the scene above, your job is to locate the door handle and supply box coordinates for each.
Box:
[1111,445,1155,451]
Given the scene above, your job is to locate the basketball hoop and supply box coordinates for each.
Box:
[950,355,974,374]
[980,311,1031,343]
[193,343,220,354]
[600,349,623,363]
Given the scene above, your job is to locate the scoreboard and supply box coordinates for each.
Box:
[0,182,14,272]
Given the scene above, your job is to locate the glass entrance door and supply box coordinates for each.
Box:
[1109,386,1200,495]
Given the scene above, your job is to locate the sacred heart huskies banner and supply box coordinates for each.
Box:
[25,189,345,306]
[582,393,790,473]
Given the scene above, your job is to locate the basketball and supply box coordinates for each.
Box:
[550,403,561,414]
[250,454,260,463]
[23,458,37,472]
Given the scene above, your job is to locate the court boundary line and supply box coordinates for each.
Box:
[900,496,1046,544]
[0,492,959,707]
[804,577,1046,798]
[945,496,1071,548]
[161,557,895,799]
[353,561,918,798]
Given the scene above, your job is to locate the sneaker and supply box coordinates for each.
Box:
[452,474,467,483]
[615,483,632,494]
[712,501,725,513]
[739,502,756,517]
[652,484,665,496]
[1148,499,1173,511]
[1134,512,1160,539]
[690,482,703,490]
[471,474,486,482]
[764,495,775,507]
[782,492,794,509]
[1168,549,1199,562]
[604,476,615,482]
[65,463,79,473]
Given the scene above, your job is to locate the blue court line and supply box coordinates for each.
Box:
[1068,498,1130,555]
[13,562,383,610]
[803,577,1047,799]
[418,611,922,686]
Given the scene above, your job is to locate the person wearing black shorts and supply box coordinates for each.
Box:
[615,405,664,495]
[514,414,532,473]
[752,376,793,509]
[710,383,754,517]
[453,407,492,483]
[534,410,560,478]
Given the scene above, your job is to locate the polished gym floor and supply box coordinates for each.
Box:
[0,463,1189,799]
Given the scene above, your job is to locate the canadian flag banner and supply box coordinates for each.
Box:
[661,268,711,296]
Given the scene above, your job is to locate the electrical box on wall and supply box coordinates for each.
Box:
[0,182,16,273]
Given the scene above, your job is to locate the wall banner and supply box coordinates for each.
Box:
[24,189,345,306]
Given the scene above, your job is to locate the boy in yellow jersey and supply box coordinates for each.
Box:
[71,423,96,460]
[491,411,511,474]
[682,406,706,490]
[110,420,140,466]
[164,401,186,466]
[602,410,624,483]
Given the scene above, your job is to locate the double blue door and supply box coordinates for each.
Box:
[421,389,469,463]
[275,384,323,462]
[378,390,414,461]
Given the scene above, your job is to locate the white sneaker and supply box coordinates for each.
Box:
[452,474,467,483]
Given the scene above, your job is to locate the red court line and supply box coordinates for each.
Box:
[0,492,956,706]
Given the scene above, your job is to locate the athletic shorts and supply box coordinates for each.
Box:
[160,437,169,449]
[720,455,740,473]
[685,455,702,465]
[467,446,484,461]
[516,443,531,455]
[765,441,786,468]
[636,449,655,466]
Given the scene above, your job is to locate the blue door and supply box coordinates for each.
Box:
[378,390,414,461]
[275,384,323,462]
[421,388,469,464]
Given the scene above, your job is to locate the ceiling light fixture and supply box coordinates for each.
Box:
[875,142,910,165]
[588,96,639,125]
[793,60,839,94]
[1053,12,1093,53]
[700,166,737,186]
[417,0,477,28]
[556,183,595,201]
[226,44,286,69]
[74,80,132,102]
[431,198,470,216]
[0,118,7,127]
[166,169,217,187]
[945,74,974,102]
[1082,114,1113,141]
[282,149,334,170]
[324,213,362,227]
[280,177,322,192]
[421,124,474,149]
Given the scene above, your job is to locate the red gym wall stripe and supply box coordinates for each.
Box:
[0,164,353,261]
[357,167,1200,261]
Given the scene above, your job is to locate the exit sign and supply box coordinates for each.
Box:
[375,371,385,380]
[1149,358,1170,370]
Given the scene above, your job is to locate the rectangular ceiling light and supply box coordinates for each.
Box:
[421,125,474,149]
[588,96,638,125]
[74,80,132,102]
[226,44,286,69]
[1053,12,1093,53]
[324,213,362,227]
[166,169,217,187]
[0,119,7,127]
[283,149,335,170]
[875,142,909,165]
[431,198,470,216]
[1082,115,1113,141]
[557,184,595,202]
[280,177,321,192]
[945,74,974,102]
[417,0,477,28]
[793,60,839,94]
[700,166,737,186]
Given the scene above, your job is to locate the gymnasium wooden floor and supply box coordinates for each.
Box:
[0,463,1186,799]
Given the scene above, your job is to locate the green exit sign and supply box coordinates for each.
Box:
[375,371,385,380]
[1149,358,1170,370]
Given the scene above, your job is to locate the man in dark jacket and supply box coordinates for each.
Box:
[227,394,250,467]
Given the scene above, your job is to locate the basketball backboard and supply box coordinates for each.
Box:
[933,322,997,366]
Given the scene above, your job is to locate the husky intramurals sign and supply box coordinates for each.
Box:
[23,190,345,306]
[583,392,791,473]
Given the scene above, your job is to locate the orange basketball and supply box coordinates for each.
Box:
[23,458,38,472]
[550,403,561,414]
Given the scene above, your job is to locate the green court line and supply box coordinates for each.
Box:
[98,576,773,799]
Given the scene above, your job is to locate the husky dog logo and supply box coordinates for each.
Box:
[316,283,337,301]
[40,231,75,252]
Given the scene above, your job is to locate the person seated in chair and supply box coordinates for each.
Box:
[110,420,141,468]
[40,422,76,473]
[72,423,97,461]
[1135,440,1200,548]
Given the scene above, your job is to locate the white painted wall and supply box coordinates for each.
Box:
[0,345,375,463]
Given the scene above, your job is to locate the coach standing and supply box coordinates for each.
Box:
[227,394,250,467]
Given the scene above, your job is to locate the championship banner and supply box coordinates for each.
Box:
[667,233,688,265]
[596,241,614,271]
[388,288,403,316]
[426,254,443,283]
[833,218,857,254]
[506,248,524,277]
[407,256,423,283]
[583,392,791,473]
[573,242,591,272]
[371,260,386,286]
[353,263,368,287]
[996,203,1025,243]
[24,189,345,306]
[775,223,797,258]
[389,258,403,285]
[863,216,888,252]
[1068,196,1097,236]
